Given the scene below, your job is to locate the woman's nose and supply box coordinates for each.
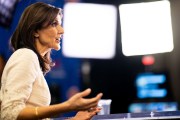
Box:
[57,25,64,34]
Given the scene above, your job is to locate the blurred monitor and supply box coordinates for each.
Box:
[119,0,173,56]
[62,3,117,59]
[0,0,18,28]
[128,102,178,113]
[135,72,172,99]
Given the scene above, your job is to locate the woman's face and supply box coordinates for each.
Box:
[35,14,64,54]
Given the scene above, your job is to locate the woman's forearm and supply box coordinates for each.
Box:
[17,102,71,120]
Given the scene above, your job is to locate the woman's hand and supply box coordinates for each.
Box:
[71,107,102,120]
[66,88,103,111]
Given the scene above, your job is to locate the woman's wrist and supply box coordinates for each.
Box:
[62,101,73,111]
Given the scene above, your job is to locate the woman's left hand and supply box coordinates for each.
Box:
[71,107,102,120]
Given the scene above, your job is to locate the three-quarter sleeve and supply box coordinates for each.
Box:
[1,49,39,120]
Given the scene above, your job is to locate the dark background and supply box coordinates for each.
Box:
[80,0,180,114]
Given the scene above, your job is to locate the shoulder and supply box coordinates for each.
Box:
[12,48,38,61]
[4,48,41,72]
[6,48,40,67]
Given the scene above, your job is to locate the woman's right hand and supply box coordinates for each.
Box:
[66,88,103,111]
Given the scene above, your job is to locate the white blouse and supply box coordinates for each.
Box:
[0,48,51,120]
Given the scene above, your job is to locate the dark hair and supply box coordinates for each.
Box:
[10,2,62,75]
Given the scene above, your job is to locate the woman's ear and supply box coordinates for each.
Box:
[34,32,39,38]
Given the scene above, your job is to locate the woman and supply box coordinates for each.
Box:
[0,2,103,120]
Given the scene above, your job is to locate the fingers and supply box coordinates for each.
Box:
[86,102,98,109]
[68,88,103,111]
[74,108,101,120]
[88,107,101,112]
[96,93,103,100]
[80,88,91,97]
[79,88,103,101]
[87,107,102,117]
[88,93,103,104]
[83,93,103,110]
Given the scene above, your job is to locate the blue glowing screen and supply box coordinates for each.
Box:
[128,102,178,113]
[136,73,167,99]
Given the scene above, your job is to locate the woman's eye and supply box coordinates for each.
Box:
[51,22,58,27]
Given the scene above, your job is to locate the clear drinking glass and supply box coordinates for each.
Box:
[98,99,112,115]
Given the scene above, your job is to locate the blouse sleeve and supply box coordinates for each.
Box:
[1,49,39,120]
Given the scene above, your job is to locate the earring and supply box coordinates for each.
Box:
[34,33,39,38]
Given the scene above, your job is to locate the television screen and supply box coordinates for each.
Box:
[128,102,178,113]
[0,0,18,28]
[135,72,172,99]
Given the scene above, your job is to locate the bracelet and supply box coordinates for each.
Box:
[35,107,39,117]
